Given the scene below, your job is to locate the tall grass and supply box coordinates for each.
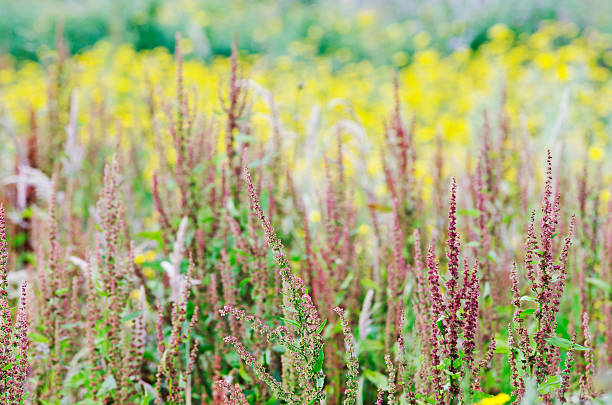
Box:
[0,32,610,405]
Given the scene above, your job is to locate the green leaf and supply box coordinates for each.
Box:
[140,392,154,405]
[363,370,389,390]
[280,318,300,328]
[339,273,354,290]
[519,308,536,319]
[360,278,380,292]
[67,372,86,389]
[520,295,537,303]
[312,347,324,373]
[29,332,49,343]
[538,375,561,394]
[547,336,588,351]
[436,316,445,334]
[136,230,163,247]
[494,341,509,354]
[315,319,327,334]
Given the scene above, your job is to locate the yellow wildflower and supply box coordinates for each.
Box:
[357,224,370,236]
[479,393,511,405]
[309,210,321,223]
[129,289,140,300]
[588,146,604,161]
[143,267,155,279]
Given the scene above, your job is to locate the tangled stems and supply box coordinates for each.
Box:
[220,163,327,404]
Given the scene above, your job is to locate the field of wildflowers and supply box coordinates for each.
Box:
[0,3,611,404]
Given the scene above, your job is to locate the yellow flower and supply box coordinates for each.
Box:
[374,183,387,198]
[143,267,155,279]
[309,210,321,223]
[588,146,604,161]
[135,251,156,265]
[479,393,511,405]
[357,224,370,236]
[145,251,156,262]
[129,289,141,300]
[600,189,611,204]
[135,253,147,265]
[488,23,512,41]
[556,64,571,81]
[535,52,555,70]
[355,9,376,28]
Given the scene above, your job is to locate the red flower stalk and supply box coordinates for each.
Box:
[474,159,492,288]
[0,207,30,404]
[386,198,407,351]
[219,34,249,198]
[286,169,315,292]
[220,305,290,345]
[508,324,524,398]
[156,262,195,404]
[603,304,612,366]
[227,383,249,405]
[84,255,102,392]
[463,261,480,380]
[425,244,444,320]
[509,151,576,402]
[559,332,576,403]
[422,180,495,401]
[334,307,359,405]
[153,172,172,248]
[376,388,384,405]
[385,354,398,405]
[219,249,241,337]
[411,230,431,395]
[433,132,445,224]
[443,178,463,397]
[0,206,7,301]
[224,336,293,400]
[525,211,538,285]
[580,312,594,400]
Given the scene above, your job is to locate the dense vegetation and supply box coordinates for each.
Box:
[0,19,611,405]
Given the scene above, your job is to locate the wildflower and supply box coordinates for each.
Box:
[0,206,30,404]
[588,145,604,161]
[479,393,511,405]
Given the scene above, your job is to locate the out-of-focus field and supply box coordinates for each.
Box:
[2,22,610,208]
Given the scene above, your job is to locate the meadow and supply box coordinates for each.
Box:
[0,15,611,405]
